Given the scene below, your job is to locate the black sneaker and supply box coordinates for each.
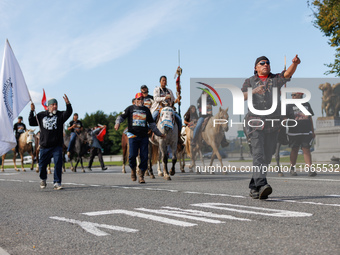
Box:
[102,167,107,171]
[249,189,259,199]
[259,184,272,200]
[290,166,297,176]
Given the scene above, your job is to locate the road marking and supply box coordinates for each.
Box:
[191,203,313,217]
[269,199,340,207]
[83,209,197,227]
[135,208,226,223]
[150,206,251,222]
[49,216,138,236]
[327,194,340,197]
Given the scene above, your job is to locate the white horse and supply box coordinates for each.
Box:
[151,107,178,180]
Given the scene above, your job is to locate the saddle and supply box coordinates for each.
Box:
[201,116,211,132]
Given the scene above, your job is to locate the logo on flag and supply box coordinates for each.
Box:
[3,77,13,119]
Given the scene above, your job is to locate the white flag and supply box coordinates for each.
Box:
[0,40,30,155]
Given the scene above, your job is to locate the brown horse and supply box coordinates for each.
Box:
[186,107,229,173]
[1,130,35,172]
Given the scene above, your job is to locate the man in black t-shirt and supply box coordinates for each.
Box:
[13,116,26,155]
[286,92,316,176]
[140,85,153,109]
[115,93,165,183]
[29,96,72,190]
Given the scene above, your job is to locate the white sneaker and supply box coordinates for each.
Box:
[53,183,63,190]
[40,179,47,189]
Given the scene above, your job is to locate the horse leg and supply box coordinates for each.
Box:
[20,152,25,171]
[30,150,34,171]
[13,152,19,171]
[80,157,85,173]
[1,154,6,172]
[162,149,171,180]
[157,150,163,177]
[169,143,177,176]
[148,143,155,179]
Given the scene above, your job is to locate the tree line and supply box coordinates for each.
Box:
[66,110,127,155]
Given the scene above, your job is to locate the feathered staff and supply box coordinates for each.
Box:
[174,50,182,116]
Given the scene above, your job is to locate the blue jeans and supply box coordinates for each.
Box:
[39,146,63,184]
[67,132,77,152]
[193,117,204,141]
[248,130,278,189]
[129,136,149,173]
[153,110,183,130]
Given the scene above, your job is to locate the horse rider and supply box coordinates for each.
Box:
[29,95,73,190]
[150,75,183,145]
[183,105,198,127]
[88,125,107,171]
[242,55,301,200]
[13,116,26,156]
[66,113,83,157]
[140,85,153,109]
[115,92,165,183]
[191,89,216,147]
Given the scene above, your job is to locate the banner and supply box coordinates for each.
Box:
[42,89,47,110]
[0,40,31,155]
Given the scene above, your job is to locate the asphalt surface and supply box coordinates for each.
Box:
[0,163,339,255]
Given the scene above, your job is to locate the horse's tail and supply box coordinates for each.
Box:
[151,144,159,165]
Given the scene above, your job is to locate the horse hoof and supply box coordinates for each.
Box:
[23,169,26,172]
[150,174,155,179]
[36,170,39,173]
[170,170,175,176]
[72,169,76,172]
[82,169,85,173]
[15,169,19,172]
[158,172,163,177]
[145,171,150,176]
[164,175,171,181]
[122,170,126,173]
[47,170,51,175]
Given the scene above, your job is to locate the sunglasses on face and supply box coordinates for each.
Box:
[136,98,143,101]
[259,61,270,66]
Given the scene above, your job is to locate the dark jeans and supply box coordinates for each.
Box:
[67,132,77,152]
[88,147,105,169]
[249,130,278,190]
[129,136,148,173]
[39,146,63,184]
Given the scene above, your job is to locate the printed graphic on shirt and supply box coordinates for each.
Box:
[43,115,58,130]
[17,124,25,133]
[132,111,146,127]
[144,98,152,109]
[292,106,310,121]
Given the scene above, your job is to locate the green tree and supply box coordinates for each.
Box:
[309,0,340,75]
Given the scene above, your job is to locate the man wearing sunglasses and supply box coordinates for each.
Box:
[115,93,165,183]
[286,92,316,177]
[242,55,301,199]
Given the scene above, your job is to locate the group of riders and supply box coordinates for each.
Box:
[115,75,221,183]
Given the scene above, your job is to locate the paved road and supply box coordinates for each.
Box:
[0,164,339,255]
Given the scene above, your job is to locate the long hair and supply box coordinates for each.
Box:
[184,105,198,122]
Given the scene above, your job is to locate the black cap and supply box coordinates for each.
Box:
[141,85,148,90]
[18,116,23,120]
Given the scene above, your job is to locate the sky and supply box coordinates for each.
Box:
[0,0,339,139]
